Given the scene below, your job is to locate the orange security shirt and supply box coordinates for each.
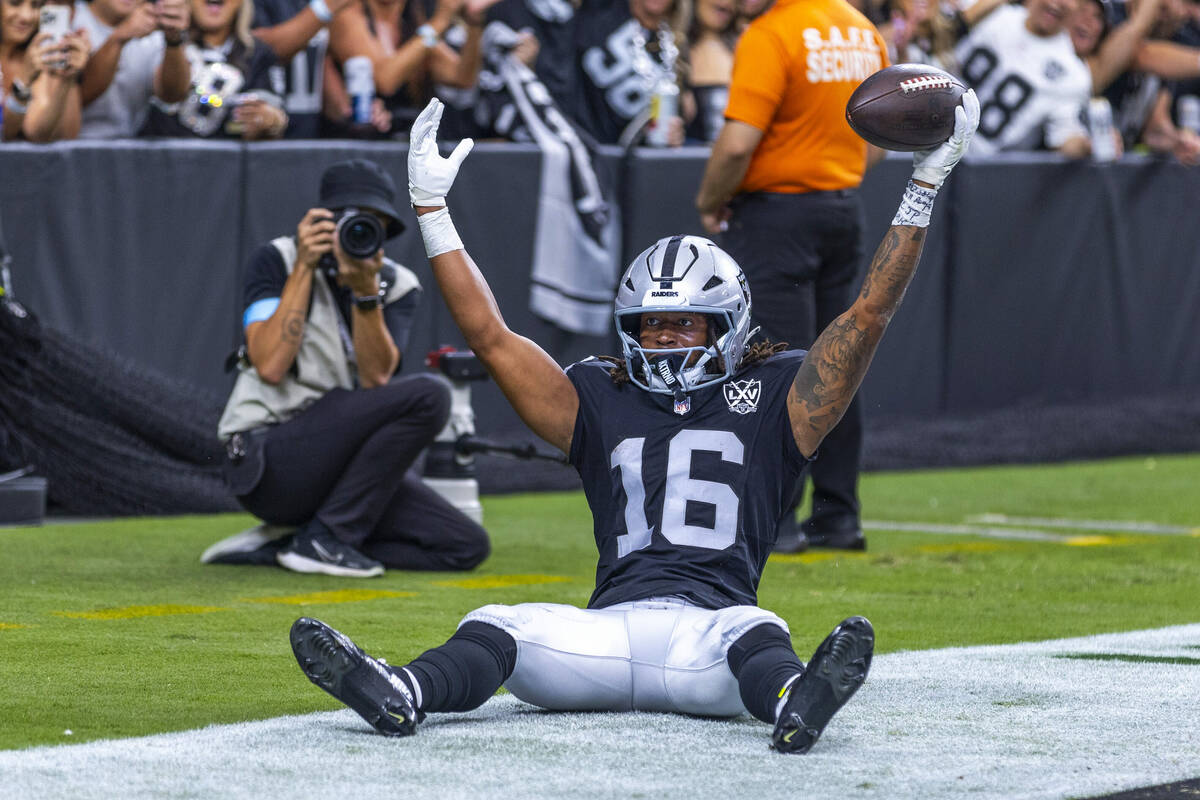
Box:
[726,0,889,194]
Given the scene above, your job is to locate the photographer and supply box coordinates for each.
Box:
[205,159,490,577]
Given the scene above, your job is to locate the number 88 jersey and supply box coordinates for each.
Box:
[566,350,810,610]
[953,4,1090,155]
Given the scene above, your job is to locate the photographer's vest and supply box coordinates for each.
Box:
[217,236,419,441]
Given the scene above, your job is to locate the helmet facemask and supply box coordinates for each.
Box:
[616,307,737,400]
[613,235,753,400]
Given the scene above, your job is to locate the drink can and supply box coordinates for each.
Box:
[344,56,375,125]
[1178,95,1200,135]
[646,80,678,148]
[1086,97,1117,163]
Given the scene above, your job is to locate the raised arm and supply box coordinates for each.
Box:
[408,99,579,454]
[1133,39,1200,81]
[1085,0,1161,93]
[787,90,980,457]
[958,0,1010,30]
[254,0,354,62]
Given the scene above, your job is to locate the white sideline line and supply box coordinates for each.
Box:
[3,625,1199,800]
[969,514,1200,536]
[863,519,1074,542]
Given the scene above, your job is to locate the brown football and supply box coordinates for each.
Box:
[846,64,966,151]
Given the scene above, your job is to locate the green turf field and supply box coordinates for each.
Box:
[1,454,1197,752]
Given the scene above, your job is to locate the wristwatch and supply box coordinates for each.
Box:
[353,287,384,311]
[416,24,439,49]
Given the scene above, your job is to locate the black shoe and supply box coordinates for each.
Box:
[290,617,420,737]
[772,514,809,554]
[771,616,874,754]
[802,520,867,551]
[277,525,384,578]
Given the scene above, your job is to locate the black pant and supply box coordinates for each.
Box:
[721,190,864,529]
[229,375,489,570]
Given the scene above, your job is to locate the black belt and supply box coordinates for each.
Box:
[736,188,859,202]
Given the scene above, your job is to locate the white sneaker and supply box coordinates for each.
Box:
[200,524,296,565]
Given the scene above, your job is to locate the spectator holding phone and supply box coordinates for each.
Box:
[75,0,192,138]
[2,0,89,141]
[143,0,287,138]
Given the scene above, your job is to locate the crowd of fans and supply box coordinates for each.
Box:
[1,0,1199,159]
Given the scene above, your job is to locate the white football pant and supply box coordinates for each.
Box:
[461,597,789,717]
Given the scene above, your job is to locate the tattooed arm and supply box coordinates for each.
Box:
[787,225,927,456]
[245,210,333,385]
[787,90,980,457]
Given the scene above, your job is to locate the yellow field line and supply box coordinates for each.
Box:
[434,574,572,589]
[54,605,228,620]
[240,589,417,605]
[769,552,869,564]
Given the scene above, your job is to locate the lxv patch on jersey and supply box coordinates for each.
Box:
[723,378,761,415]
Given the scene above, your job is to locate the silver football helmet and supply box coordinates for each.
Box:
[614,235,753,396]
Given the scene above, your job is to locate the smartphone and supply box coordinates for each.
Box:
[38,5,71,43]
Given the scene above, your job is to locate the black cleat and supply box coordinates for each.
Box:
[771,616,874,754]
[803,525,867,551]
[772,513,809,554]
[290,617,419,737]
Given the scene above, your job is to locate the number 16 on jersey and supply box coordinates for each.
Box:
[611,430,745,557]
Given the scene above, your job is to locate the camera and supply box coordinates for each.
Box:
[334,208,385,258]
[318,208,385,272]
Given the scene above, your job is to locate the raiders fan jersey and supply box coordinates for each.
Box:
[572,0,674,144]
[954,4,1090,154]
[486,0,577,113]
[145,39,280,138]
[254,0,327,138]
[567,350,809,610]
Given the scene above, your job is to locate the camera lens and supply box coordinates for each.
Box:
[337,212,385,258]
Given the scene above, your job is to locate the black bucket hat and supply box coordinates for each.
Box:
[318,159,406,239]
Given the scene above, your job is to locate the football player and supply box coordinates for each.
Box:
[289,91,980,753]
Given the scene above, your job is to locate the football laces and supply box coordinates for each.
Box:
[899,75,954,94]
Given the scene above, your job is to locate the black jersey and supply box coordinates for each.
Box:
[572,0,674,144]
[568,350,809,610]
[254,0,327,139]
[685,84,728,144]
[144,38,280,138]
[486,0,577,113]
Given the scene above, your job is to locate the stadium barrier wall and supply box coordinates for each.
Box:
[2,142,1197,437]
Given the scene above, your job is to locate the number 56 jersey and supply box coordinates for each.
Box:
[566,350,810,611]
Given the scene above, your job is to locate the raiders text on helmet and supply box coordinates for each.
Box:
[614,235,753,396]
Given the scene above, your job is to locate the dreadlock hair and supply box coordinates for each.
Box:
[602,340,788,387]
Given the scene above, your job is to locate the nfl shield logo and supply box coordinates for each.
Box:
[723,379,761,415]
[673,395,691,415]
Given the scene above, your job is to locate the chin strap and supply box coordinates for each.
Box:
[650,355,690,404]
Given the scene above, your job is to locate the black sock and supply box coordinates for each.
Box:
[726,623,805,724]
[399,622,517,713]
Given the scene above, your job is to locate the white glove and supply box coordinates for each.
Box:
[911,89,980,190]
[408,98,474,207]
